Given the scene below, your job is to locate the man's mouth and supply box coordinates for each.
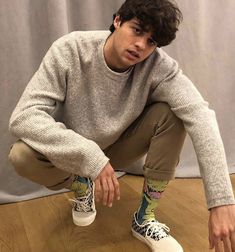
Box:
[127,50,140,59]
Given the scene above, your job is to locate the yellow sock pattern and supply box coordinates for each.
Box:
[137,178,169,223]
[71,176,89,198]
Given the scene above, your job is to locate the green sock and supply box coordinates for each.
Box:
[71,176,89,198]
[137,178,169,224]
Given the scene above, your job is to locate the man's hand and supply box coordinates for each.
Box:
[208,205,235,251]
[94,162,120,207]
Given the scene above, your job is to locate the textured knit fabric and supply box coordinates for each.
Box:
[9,31,235,209]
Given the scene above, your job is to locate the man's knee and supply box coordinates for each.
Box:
[148,103,185,133]
[8,141,37,177]
[146,103,175,122]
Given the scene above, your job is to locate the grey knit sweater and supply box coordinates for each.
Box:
[9,31,234,209]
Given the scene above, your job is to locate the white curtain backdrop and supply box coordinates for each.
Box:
[1,0,234,203]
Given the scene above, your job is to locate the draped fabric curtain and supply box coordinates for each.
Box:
[1,0,234,204]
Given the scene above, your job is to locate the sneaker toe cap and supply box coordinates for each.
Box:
[150,235,183,252]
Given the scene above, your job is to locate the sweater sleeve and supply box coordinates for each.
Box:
[9,36,109,181]
[151,57,235,209]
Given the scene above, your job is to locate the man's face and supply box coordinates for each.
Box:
[106,16,157,71]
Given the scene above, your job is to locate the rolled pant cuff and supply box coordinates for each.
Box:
[47,175,73,191]
[143,166,175,181]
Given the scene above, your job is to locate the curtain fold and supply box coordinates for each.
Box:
[1,0,234,203]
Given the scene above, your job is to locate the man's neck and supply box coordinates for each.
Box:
[103,35,131,73]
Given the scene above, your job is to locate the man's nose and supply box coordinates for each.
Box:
[135,37,147,50]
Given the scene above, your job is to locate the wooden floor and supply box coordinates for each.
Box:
[0,175,234,252]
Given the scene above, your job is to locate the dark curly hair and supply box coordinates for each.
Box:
[109,0,183,47]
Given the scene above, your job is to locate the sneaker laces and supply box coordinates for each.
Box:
[69,192,92,212]
[144,219,170,239]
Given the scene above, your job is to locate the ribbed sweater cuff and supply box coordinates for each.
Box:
[88,155,110,181]
[207,197,235,210]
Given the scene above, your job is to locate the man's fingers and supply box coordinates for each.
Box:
[107,178,114,207]
[209,224,214,249]
[101,178,109,206]
[94,163,121,207]
[214,240,223,252]
[112,174,120,200]
[231,232,235,252]
[209,235,214,250]
[222,237,232,252]
[95,179,101,202]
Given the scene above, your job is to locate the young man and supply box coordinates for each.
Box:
[8,0,235,251]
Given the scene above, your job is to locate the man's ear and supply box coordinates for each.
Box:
[113,15,121,29]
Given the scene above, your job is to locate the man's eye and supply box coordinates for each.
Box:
[133,27,141,34]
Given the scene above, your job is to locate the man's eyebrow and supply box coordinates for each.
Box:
[132,20,151,33]
[132,21,141,27]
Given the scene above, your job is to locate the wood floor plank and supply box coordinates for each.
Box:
[158,179,209,252]
[17,179,148,252]
[1,175,234,252]
[18,193,74,252]
[122,175,235,252]
[0,203,30,252]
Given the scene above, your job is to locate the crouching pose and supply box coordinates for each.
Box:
[9,0,235,251]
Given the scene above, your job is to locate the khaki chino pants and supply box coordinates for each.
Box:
[9,103,186,190]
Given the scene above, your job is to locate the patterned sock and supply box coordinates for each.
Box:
[137,178,169,224]
[71,176,89,198]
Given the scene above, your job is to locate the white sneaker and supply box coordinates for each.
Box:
[70,177,96,226]
[131,212,183,252]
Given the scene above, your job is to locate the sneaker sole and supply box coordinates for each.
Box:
[132,228,153,250]
[72,210,97,226]
[132,228,184,252]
